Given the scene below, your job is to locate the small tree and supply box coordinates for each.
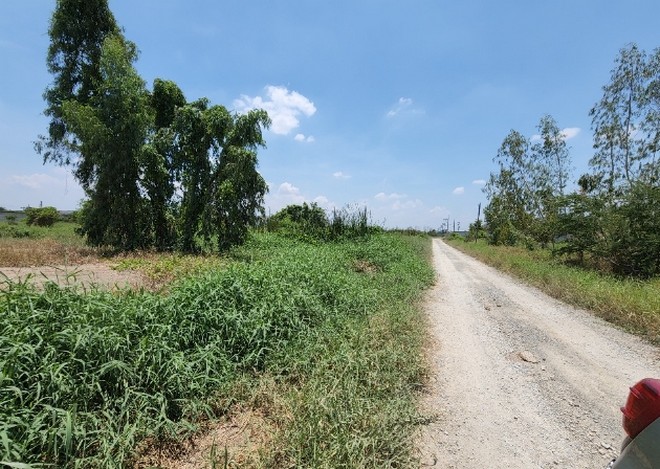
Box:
[268,202,329,240]
[25,206,59,227]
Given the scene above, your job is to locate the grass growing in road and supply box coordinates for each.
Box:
[448,239,660,344]
[1,232,434,468]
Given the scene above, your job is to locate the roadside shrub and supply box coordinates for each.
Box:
[607,182,660,277]
[268,203,381,242]
[0,224,32,238]
[267,202,329,241]
[24,206,59,227]
[556,183,660,278]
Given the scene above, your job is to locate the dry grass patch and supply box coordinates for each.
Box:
[135,407,274,469]
[0,237,101,267]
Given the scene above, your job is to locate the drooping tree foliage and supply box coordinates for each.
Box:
[166,100,270,252]
[483,44,660,277]
[37,0,270,252]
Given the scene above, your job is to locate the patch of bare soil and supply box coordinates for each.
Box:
[135,407,273,469]
[0,263,147,291]
[417,239,660,468]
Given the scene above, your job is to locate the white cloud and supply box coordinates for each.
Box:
[392,199,422,210]
[294,133,315,143]
[375,192,406,201]
[0,168,85,210]
[472,179,486,185]
[532,127,581,142]
[264,181,335,214]
[561,127,580,140]
[333,171,351,180]
[313,195,336,210]
[234,85,316,136]
[277,182,303,197]
[373,192,421,211]
[452,186,465,195]
[386,97,416,118]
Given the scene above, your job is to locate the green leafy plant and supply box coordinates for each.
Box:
[24,207,59,227]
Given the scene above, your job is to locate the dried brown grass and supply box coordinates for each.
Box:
[134,407,274,469]
[0,237,102,267]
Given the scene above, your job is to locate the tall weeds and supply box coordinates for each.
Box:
[1,232,434,468]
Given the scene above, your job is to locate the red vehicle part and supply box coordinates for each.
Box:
[621,378,660,439]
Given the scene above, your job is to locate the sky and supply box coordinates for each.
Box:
[1,1,660,230]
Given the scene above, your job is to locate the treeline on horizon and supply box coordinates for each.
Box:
[477,43,660,278]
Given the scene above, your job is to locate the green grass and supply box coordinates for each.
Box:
[448,238,660,344]
[261,233,434,468]
[0,232,434,468]
[0,220,82,244]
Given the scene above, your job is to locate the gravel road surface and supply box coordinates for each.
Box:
[418,239,660,468]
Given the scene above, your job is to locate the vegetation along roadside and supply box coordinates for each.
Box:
[0,231,435,468]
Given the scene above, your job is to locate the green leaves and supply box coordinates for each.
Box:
[589,44,660,193]
[39,0,120,166]
[40,2,271,254]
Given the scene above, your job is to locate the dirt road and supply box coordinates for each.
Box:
[418,239,660,468]
[0,263,146,290]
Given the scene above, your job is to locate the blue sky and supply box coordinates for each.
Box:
[1,1,659,229]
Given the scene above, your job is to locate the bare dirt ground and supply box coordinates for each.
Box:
[418,239,660,468]
[0,263,146,290]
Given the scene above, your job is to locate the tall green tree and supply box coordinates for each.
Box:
[210,110,270,251]
[531,115,572,197]
[589,44,648,193]
[484,116,573,247]
[37,0,120,165]
[483,130,535,245]
[62,34,152,248]
[639,47,660,184]
[167,102,270,252]
[143,79,187,249]
[38,1,271,253]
